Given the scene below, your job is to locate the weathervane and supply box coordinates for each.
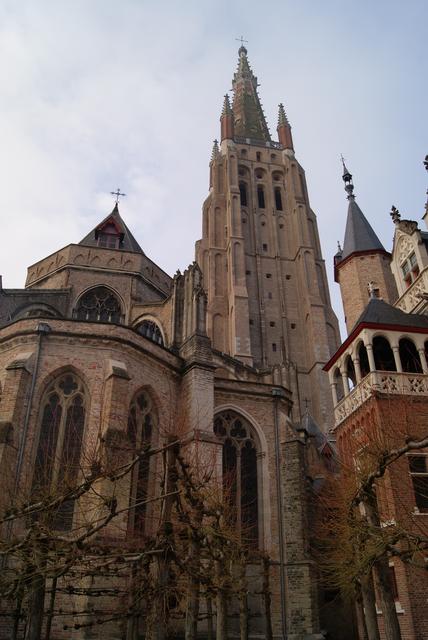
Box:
[110,188,126,204]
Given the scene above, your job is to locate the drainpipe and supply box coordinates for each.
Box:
[272,387,287,639]
[14,322,51,493]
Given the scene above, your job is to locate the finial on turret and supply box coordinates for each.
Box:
[236,35,248,57]
[211,139,220,161]
[221,94,233,116]
[367,281,379,299]
[424,155,428,172]
[341,156,355,200]
[278,103,289,127]
[390,205,401,224]
[337,241,342,253]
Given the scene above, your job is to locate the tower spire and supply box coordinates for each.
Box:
[231,46,271,142]
[211,139,220,161]
[277,103,294,151]
[220,94,234,141]
[341,156,355,200]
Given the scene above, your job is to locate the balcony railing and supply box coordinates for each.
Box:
[334,371,428,426]
[395,267,428,314]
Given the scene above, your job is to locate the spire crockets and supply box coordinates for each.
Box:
[340,162,385,260]
[211,139,220,161]
[220,95,234,141]
[277,103,294,151]
[232,45,271,142]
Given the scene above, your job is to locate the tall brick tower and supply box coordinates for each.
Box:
[334,162,398,333]
[196,45,340,428]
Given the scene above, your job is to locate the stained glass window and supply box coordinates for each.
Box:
[214,411,259,547]
[137,320,164,346]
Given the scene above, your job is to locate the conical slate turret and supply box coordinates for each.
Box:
[340,164,385,260]
[232,46,271,142]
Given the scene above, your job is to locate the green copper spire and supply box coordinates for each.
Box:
[232,46,271,142]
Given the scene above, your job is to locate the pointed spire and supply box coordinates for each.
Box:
[221,94,232,116]
[277,103,294,150]
[211,139,220,161]
[339,164,386,261]
[231,46,271,142]
[277,103,289,127]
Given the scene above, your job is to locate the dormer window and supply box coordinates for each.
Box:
[97,222,121,249]
[401,252,419,288]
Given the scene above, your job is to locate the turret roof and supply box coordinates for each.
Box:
[79,204,144,254]
[342,198,386,260]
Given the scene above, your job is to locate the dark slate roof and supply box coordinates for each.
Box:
[79,204,144,254]
[352,297,428,332]
[342,198,385,260]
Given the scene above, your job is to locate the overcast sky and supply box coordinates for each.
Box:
[1,0,426,337]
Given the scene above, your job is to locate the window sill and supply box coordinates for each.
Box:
[375,602,405,615]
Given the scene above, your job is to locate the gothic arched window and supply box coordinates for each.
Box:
[127,391,155,535]
[239,182,248,207]
[257,185,265,209]
[214,411,259,547]
[75,287,122,323]
[137,320,164,346]
[33,373,86,530]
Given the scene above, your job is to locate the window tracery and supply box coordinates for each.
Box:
[33,373,86,530]
[137,320,164,346]
[127,391,155,534]
[75,287,122,323]
[214,411,258,547]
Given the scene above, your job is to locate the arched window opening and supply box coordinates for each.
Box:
[334,368,344,402]
[127,391,155,534]
[137,320,164,346]
[346,356,356,390]
[399,338,422,373]
[239,182,248,207]
[214,411,259,547]
[358,343,370,378]
[75,287,122,323]
[373,336,396,372]
[257,185,265,209]
[408,454,428,513]
[33,373,86,531]
[274,187,283,211]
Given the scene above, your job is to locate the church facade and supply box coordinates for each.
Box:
[0,47,346,640]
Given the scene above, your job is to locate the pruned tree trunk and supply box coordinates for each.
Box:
[373,558,402,640]
[262,556,273,640]
[206,593,214,640]
[24,569,46,640]
[185,572,200,640]
[357,574,380,640]
[238,561,248,640]
[216,590,227,640]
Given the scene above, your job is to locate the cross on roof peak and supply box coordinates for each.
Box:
[236,35,248,49]
[110,188,126,205]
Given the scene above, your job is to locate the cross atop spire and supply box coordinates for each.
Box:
[341,158,355,200]
[110,188,126,205]
[235,35,248,54]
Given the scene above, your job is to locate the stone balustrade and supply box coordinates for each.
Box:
[334,370,428,426]
[396,267,428,313]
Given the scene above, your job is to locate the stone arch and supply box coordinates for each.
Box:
[399,337,422,373]
[357,341,370,378]
[373,335,396,371]
[11,302,62,320]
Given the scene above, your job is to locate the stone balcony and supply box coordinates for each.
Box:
[334,370,428,426]
[396,267,428,314]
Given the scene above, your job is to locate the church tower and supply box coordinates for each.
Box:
[196,45,340,428]
[334,162,398,333]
